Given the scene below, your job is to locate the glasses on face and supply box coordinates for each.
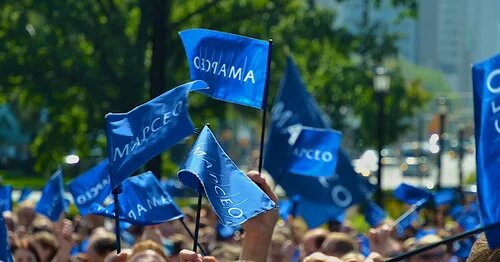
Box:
[418,251,445,260]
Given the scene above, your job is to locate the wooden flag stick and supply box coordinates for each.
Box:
[257,39,273,174]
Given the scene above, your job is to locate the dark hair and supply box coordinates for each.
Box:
[11,239,41,262]
[92,237,117,256]
[315,234,326,250]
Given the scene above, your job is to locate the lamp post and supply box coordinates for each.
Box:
[436,97,448,191]
[374,66,390,206]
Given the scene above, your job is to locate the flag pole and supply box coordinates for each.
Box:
[391,203,420,230]
[192,124,207,253]
[180,219,208,256]
[257,39,273,174]
[193,186,203,253]
[385,224,495,262]
[112,186,122,253]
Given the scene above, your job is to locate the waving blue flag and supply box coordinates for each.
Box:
[67,160,111,215]
[179,28,270,109]
[0,215,13,262]
[279,195,301,222]
[105,80,207,189]
[433,188,457,207]
[363,201,387,227]
[17,187,33,203]
[451,202,482,231]
[178,126,276,226]
[264,57,374,219]
[89,171,183,226]
[297,199,344,228]
[393,183,433,205]
[0,186,12,212]
[395,198,427,237]
[35,169,67,222]
[287,127,342,177]
[472,53,500,248]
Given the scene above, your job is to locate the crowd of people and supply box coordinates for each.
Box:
[2,170,498,262]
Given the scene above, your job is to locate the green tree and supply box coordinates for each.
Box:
[0,0,425,175]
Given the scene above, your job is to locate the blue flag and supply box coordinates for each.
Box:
[286,127,342,177]
[451,202,482,231]
[179,28,270,109]
[178,126,276,226]
[433,188,457,207]
[357,234,371,257]
[216,223,241,240]
[17,187,33,203]
[393,183,433,205]
[278,195,301,222]
[105,80,207,189]
[297,199,345,228]
[395,198,427,236]
[472,53,500,248]
[363,201,387,227]
[67,160,111,215]
[35,169,67,222]
[264,57,374,218]
[0,186,12,212]
[162,179,197,198]
[89,171,183,226]
[0,215,13,262]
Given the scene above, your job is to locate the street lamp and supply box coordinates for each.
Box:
[436,97,448,190]
[374,66,390,206]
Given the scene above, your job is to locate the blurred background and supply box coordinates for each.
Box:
[0,0,497,191]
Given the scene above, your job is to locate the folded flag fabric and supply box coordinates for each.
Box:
[264,57,374,219]
[179,28,270,109]
[363,201,387,228]
[286,127,342,177]
[472,53,500,248]
[178,125,276,226]
[433,188,457,207]
[279,195,301,222]
[0,185,12,212]
[0,214,13,262]
[35,169,67,222]
[105,80,207,189]
[17,187,33,203]
[393,183,434,205]
[67,160,111,215]
[89,171,183,226]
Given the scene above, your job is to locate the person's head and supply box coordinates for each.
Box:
[166,233,190,261]
[16,202,36,229]
[409,235,448,262]
[31,216,54,234]
[211,244,241,261]
[86,229,117,262]
[302,228,329,256]
[320,232,357,258]
[467,233,500,261]
[30,231,59,262]
[341,252,365,262]
[128,240,168,262]
[12,239,40,262]
[268,233,287,262]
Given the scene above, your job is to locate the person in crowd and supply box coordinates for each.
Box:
[2,168,486,262]
[467,234,500,261]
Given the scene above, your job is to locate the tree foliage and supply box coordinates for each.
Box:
[0,0,426,174]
